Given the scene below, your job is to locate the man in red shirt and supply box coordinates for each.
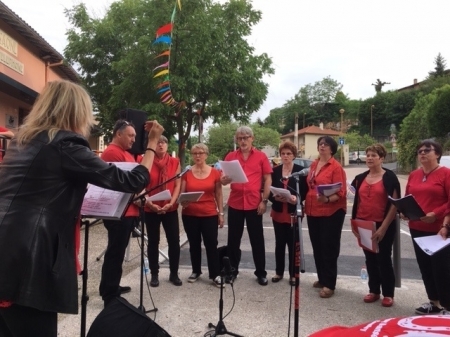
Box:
[221,126,272,285]
[99,120,140,306]
[0,126,14,162]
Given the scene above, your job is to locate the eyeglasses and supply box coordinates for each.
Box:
[191,152,206,156]
[417,148,434,155]
[236,136,251,142]
[280,152,293,156]
[318,142,330,147]
[157,140,167,145]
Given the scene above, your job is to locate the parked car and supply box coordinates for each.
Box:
[293,158,313,168]
[440,156,450,168]
[349,151,366,163]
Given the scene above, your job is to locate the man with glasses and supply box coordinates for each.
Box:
[99,119,140,305]
[221,126,272,285]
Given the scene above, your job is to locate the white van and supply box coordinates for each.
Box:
[440,156,450,168]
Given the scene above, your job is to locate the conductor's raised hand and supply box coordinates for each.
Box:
[145,120,164,140]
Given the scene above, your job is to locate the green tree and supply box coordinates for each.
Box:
[427,84,450,140]
[398,92,436,171]
[428,52,447,79]
[263,76,344,134]
[64,0,274,166]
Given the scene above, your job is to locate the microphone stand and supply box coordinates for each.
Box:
[291,175,305,337]
[132,168,189,313]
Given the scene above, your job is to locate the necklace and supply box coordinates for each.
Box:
[422,165,439,182]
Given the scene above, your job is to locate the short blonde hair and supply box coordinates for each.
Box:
[191,143,209,155]
[17,80,95,145]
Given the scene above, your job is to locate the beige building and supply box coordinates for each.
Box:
[280,123,342,160]
[0,2,102,153]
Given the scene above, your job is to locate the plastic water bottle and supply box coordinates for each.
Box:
[360,266,368,280]
[143,257,150,275]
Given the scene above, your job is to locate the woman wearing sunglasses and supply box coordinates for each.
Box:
[403,139,450,316]
[304,136,347,298]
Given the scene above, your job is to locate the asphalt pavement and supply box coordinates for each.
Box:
[58,165,431,337]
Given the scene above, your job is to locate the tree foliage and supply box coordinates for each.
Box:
[427,84,450,139]
[64,0,274,165]
[263,76,346,134]
[428,52,447,79]
[397,92,435,171]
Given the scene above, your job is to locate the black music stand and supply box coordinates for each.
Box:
[132,167,190,313]
[80,218,103,337]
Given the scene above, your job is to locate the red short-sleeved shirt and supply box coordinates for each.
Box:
[182,169,221,217]
[225,148,272,210]
[101,143,139,217]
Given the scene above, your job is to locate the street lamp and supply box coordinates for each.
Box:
[370,105,375,137]
[339,109,345,165]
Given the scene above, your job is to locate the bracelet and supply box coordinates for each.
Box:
[441,223,450,230]
[146,148,156,154]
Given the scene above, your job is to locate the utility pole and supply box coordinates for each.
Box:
[294,113,298,156]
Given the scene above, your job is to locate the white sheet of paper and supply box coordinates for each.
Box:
[414,234,450,256]
[109,162,139,170]
[219,160,248,183]
[146,190,172,202]
[358,227,373,251]
[270,186,292,200]
[177,192,204,203]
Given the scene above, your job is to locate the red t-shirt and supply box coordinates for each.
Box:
[182,169,221,217]
[225,147,272,210]
[356,179,387,222]
[406,166,450,232]
[144,155,180,213]
[101,143,139,217]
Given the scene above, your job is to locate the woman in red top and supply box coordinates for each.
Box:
[404,139,450,315]
[350,144,400,307]
[181,143,224,287]
[142,135,182,287]
[304,136,347,298]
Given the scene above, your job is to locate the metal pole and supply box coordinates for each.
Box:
[393,213,401,288]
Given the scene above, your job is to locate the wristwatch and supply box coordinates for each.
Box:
[262,199,268,204]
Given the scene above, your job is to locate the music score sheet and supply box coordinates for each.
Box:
[80,162,138,220]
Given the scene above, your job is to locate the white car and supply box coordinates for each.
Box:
[350,151,366,163]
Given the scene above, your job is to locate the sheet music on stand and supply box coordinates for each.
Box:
[80,162,138,220]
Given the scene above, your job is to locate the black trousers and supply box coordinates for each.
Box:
[144,210,180,276]
[307,209,345,290]
[182,214,220,279]
[272,220,295,278]
[364,221,396,297]
[227,206,267,278]
[0,304,57,337]
[99,217,137,302]
[410,228,450,308]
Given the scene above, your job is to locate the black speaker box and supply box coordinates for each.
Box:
[87,297,171,337]
[118,108,148,155]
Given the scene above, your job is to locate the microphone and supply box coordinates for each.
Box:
[283,168,310,180]
[178,165,191,178]
[223,256,233,276]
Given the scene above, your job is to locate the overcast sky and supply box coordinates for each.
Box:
[4,0,450,122]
